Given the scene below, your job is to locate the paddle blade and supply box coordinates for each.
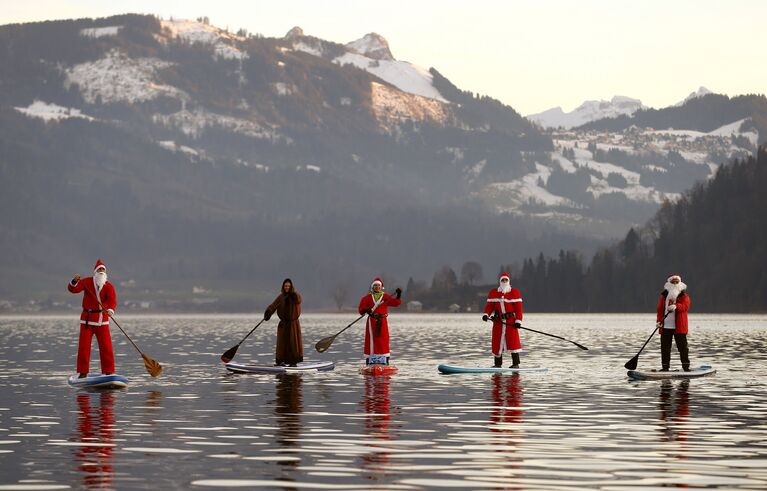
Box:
[315,335,336,353]
[142,353,163,377]
[624,356,639,371]
[221,345,239,364]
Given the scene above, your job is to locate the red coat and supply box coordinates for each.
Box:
[68,277,117,326]
[484,287,524,354]
[484,287,523,322]
[358,293,402,356]
[656,291,690,334]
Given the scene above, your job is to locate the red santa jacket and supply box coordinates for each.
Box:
[68,277,117,327]
[358,293,401,318]
[656,290,690,334]
[484,287,523,322]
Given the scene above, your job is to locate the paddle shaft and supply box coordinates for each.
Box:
[327,313,365,340]
[315,313,367,352]
[631,310,671,360]
[235,318,267,348]
[82,282,144,356]
[490,316,588,350]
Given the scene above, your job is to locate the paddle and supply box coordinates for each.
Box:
[220,318,267,363]
[83,284,163,377]
[490,316,589,350]
[314,313,366,353]
[624,311,671,370]
[107,312,163,377]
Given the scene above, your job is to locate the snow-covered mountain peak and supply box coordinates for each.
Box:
[676,86,713,106]
[527,95,646,129]
[345,33,394,61]
[285,26,304,39]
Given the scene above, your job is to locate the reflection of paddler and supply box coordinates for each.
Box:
[74,391,115,489]
[658,379,690,443]
[273,373,303,457]
[360,373,395,468]
[490,373,523,428]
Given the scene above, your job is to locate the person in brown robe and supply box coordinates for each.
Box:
[264,278,304,366]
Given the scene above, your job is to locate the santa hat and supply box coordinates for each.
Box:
[499,272,510,282]
[94,259,107,273]
[666,273,681,282]
[371,277,384,289]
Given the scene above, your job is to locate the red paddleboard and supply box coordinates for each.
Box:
[359,365,398,375]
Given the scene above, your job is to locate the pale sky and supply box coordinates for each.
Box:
[2,0,765,115]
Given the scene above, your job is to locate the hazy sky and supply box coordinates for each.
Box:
[2,0,764,115]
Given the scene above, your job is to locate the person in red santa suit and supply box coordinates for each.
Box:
[358,278,402,365]
[482,272,524,368]
[68,260,117,378]
[656,273,691,371]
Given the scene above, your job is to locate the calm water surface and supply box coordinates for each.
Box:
[1,313,766,490]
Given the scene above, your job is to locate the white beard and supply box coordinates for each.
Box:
[94,272,107,290]
[497,282,511,294]
[664,281,686,303]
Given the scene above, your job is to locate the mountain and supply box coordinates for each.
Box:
[675,86,713,106]
[0,14,762,309]
[527,96,646,129]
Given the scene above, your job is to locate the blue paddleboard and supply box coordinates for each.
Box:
[225,360,335,374]
[438,364,548,374]
[68,373,129,389]
[627,364,716,380]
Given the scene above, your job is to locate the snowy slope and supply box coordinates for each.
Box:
[527,96,646,129]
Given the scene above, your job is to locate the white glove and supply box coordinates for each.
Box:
[514,320,522,327]
[667,304,676,312]
[656,321,663,329]
[106,309,115,316]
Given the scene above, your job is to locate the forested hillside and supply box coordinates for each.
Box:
[513,147,767,312]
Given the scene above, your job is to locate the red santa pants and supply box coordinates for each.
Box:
[77,325,115,374]
[491,322,521,356]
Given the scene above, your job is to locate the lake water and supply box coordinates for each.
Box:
[1,313,766,490]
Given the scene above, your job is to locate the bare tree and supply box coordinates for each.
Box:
[332,282,350,311]
[460,261,483,286]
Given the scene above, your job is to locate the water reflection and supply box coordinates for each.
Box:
[360,373,395,471]
[274,373,303,466]
[658,379,690,446]
[73,391,115,489]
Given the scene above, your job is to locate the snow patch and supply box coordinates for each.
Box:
[65,49,187,104]
[153,109,285,142]
[487,163,578,209]
[369,82,449,130]
[80,26,122,38]
[272,82,295,96]
[14,100,94,122]
[292,41,324,58]
[157,140,199,156]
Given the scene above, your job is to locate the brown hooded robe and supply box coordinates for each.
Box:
[265,284,303,366]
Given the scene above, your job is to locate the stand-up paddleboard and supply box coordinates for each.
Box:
[360,365,398,375]
[68,373,129,390]
[225,360,335,374]
[627,364,716,381]
[438,364,548,374]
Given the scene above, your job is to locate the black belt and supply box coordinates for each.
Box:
[83,309,103,313]
[371,313,387,336]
